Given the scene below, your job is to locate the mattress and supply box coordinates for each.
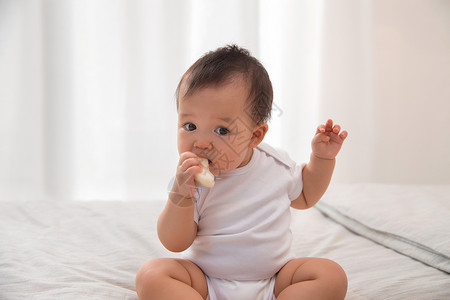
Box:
[1,183,449,299]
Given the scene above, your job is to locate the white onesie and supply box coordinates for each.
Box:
[183,142,305,298]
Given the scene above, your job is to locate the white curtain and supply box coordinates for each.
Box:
[1,0,449,202]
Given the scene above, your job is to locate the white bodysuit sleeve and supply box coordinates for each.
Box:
[256,143,305,201]
[288,162,305,201]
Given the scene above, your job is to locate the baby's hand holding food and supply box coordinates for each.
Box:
[170,152,202,203]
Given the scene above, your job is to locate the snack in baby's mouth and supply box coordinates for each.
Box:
[194,158,215,188]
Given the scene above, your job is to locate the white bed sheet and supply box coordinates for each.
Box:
[1,184,449,299]
[0,201,169,300]
[316,183,450,274]
[292,206,450,299]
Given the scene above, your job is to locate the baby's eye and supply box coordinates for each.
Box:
[183,123,197,131]
[215,127,230,136]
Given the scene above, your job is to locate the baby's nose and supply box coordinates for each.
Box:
[194,135,213,150]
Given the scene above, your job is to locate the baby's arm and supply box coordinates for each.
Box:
[157,152,202,252]
[291,119,348,209]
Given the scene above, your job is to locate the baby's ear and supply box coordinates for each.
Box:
[249,123,269,148]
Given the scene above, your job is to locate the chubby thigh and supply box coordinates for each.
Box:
[135,258,208,299]
[274,257,348,299]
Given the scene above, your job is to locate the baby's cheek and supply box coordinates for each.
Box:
[211,157,232,175]
[210,161,227,175]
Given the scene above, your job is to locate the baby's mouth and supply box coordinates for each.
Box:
[207,160,220,176]
[197,155,213,170]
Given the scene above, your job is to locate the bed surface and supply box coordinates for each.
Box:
[1,183,449,299]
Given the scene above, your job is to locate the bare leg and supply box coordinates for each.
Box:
[136,258,208,300]
[274,257,347,300]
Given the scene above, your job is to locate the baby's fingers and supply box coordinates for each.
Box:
[317,125,324,134]
[180,159,202,175]
[317,124,327,134]
[325,119,334,131]
[330,129,348,144]
[317,119,334,134]
[339,130,348,140]
[178,152,202,174]
[332,124,341,134]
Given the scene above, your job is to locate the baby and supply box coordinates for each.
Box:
[136,45,348,300]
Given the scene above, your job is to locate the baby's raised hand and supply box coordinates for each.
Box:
[311,119,348,160]
[170,152,203,205]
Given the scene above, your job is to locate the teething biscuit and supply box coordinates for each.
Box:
[194,158,215,187]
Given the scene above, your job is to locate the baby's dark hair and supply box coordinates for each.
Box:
[176,44,273,124]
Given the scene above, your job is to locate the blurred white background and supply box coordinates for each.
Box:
[1,0,449,202]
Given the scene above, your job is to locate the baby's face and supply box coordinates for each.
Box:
[177,77,257,175]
